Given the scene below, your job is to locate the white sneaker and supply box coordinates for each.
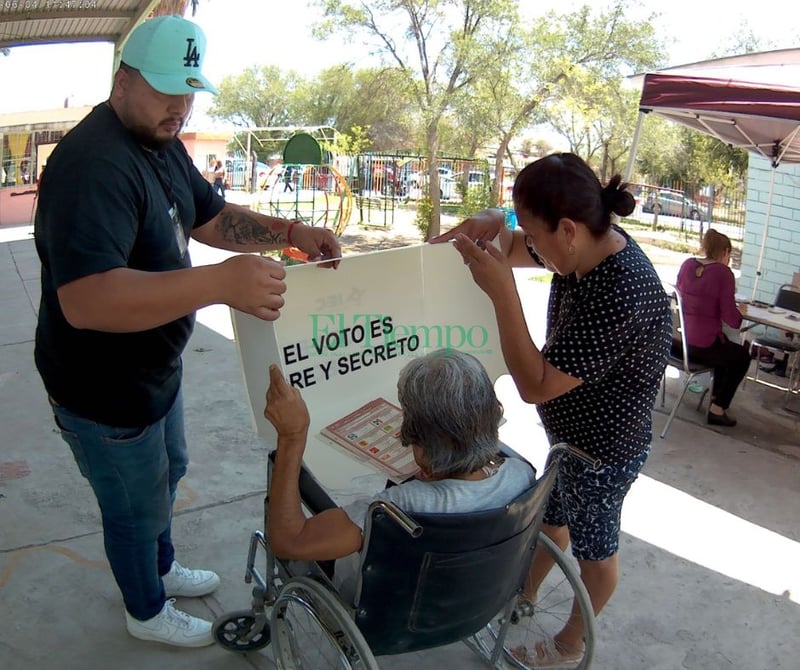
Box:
[162,560,220,598]
[126,599,214,647]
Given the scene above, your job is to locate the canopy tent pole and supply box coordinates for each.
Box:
[624,111,647,183]
[751,166,777,300]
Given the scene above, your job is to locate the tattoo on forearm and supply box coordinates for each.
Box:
[218,210,285,245]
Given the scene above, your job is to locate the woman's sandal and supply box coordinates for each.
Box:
[509,637,583,668]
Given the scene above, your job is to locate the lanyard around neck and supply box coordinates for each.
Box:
[142,148,176,205]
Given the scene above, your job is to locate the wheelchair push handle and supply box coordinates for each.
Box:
[369,500,423,538]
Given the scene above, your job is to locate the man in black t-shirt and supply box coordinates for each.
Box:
[34,16,340,649]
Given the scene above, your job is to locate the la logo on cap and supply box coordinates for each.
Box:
[183,38,200,68]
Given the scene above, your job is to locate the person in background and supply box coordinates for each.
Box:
[212,159,225,198]
[283,165,295,192]
[20,161,31,184]
[34,15,340,649]
[265,349,536,605]
[433,153,671,667]
[676,228,751,427]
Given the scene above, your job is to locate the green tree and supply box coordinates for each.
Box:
[457,160,493,217]
[632,114,683,183]
[547,79,642,181]
[335,125,373,155]
[447,86,497,159]
[208,65,307,128]
[474,1,664,202]
[315,0,517,239]
[299,65,417,152]
[678,128,748,206]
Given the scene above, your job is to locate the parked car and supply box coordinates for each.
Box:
[225,159,270,190]
[406,166,457,200]
[642,189,703,220]
[453,169,488,190]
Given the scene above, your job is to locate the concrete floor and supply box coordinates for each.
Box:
[1,212,799,670]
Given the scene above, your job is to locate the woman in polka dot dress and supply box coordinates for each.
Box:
[434,153,671,667]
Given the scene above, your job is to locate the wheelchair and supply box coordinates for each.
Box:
[212,443,597,669]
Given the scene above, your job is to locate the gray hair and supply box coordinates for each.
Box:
[397,349,502,478]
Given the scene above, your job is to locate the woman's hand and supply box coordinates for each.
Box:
[264,364,310,441]
[452,233,517,303]
[430,208,510,253]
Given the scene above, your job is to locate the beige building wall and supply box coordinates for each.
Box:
[179,132,232,182]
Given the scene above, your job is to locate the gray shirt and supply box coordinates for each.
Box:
[335,457,536,601]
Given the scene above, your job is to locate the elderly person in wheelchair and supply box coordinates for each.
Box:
[265,349,536,600]
[213,349,596,669]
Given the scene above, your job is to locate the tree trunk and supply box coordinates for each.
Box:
[492,134,513,206]
[426,122,441,240]
[600,143,609,182]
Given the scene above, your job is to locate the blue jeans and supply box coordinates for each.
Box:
[51,390,188,620]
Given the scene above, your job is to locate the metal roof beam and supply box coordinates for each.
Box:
[0,34,119,49]
[0,10,132,21]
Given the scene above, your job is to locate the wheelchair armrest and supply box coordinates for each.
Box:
[268,450,337,514]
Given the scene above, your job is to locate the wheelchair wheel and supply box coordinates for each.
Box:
[489,533,596,670]
[213,609,271,652]
[271,576,378,670]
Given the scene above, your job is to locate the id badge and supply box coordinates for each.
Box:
[169,203,187,258]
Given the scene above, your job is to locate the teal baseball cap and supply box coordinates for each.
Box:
[121,15,218,95]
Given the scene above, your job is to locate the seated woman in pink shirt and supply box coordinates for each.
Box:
[676,229,751,427]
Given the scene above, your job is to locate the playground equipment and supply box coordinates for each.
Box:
[256,132,353,239]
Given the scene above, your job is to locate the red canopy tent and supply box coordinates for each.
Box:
[625,49,800,297]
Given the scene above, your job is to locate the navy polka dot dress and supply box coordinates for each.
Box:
[538,228,672,466]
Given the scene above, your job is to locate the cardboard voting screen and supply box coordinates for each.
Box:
[232,242,507,489]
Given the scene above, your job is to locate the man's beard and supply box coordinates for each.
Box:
[128,123,180,151]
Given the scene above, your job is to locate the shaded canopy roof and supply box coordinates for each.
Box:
[0,1,161,51]
[636,49,800,166]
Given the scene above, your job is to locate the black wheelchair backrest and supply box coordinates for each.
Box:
[353,465,557,656]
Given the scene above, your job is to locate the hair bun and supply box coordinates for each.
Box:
[601,175,635,217]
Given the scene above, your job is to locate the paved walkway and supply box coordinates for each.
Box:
[1,202,799,669]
